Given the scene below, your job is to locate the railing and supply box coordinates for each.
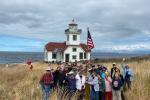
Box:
[65,29,82,33]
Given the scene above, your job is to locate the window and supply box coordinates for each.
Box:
[79,52,83,59]
[72,55,76,59]
[84,53,87,59]
[67,35,69,41]
[72,48,77,52]
[52,53,56,59]
[73,35,77,41]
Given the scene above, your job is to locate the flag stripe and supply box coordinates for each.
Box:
[87,29,94,50]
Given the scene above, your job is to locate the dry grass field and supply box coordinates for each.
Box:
[0,57,150,100]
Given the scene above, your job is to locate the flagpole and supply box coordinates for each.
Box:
[87,27,91,64]
[86,27,92,77]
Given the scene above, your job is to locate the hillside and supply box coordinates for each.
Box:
[0,55,150,100]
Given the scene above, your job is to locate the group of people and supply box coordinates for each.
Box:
[39,59,133,100]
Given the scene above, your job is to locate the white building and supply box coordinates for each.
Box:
[44,20,91,62]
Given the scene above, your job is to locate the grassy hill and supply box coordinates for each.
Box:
[0,55,150,100]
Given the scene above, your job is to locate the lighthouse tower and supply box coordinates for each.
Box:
[44,20,91,63]
[65,20,82,45]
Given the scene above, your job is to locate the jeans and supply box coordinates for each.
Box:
[95,91,99,100]
[41,84,51,100]
[99,91,105,100]
[125,78,131,90]
[90,88,95,100]
[90,89,99,100]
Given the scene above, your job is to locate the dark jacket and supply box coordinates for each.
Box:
[112,77,123,90]
[111,67,116,78]
[53,70,66,86]
[65,77,76,92]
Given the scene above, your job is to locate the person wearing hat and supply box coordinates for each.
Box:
[39,66,54,100]
[97,65,105,100]
[53,66,66,87]
[86,71,99,100]
[75,71,86,100]
[111,63,117,79]
[121,63,133,90]
[64,71,76,99]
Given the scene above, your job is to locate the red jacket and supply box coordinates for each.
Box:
[40,73,54,85]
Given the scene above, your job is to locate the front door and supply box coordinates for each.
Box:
[65,54,70,62]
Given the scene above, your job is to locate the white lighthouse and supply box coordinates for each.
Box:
[44,20,91,62]
[65,20,81,45]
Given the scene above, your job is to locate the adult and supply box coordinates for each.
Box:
[39,67,54,100]
[65,71,76,99]
[75,71,86,100]
[104,70,112,100]
[122,63,133,90]
[87,71,99,100]
[53,66,66,87]
[112,72,123,100]
[116,68,125,100]
[27,58,32,65]
[111,63,117,78]
[97,66,105,100]
[27,58,33,71]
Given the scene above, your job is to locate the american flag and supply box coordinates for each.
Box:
[87,28,94,50]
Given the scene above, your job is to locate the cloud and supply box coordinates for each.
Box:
[0,0,150,51]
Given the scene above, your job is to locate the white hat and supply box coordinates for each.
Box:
[88,68,92,71]
[45,67,52,71]
[113,63,116,65]
[67,71,74,75]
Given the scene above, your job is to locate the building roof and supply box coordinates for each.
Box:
[45,42,91,52]
[45,42,68,52]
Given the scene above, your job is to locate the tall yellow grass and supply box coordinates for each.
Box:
[0,60,150,100]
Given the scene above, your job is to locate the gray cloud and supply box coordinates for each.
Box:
[0,0,150,51]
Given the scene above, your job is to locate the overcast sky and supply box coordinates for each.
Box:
[0,0,150,52]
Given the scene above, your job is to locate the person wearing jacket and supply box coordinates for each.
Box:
[75,71,86,100]
[64,71,76,100]
[87,71,99,100]
[104,70,112,100]
[53,66,66,87]
[111,63,117,79]
[97,66,105,100]
[121,63,133,90]
[112,72,123,100]
[116,67,125,100]
[65,71,76,92]
[40,67,54,100]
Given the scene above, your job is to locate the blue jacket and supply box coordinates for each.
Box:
[65,77,76,91]
[121,64,133,81]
